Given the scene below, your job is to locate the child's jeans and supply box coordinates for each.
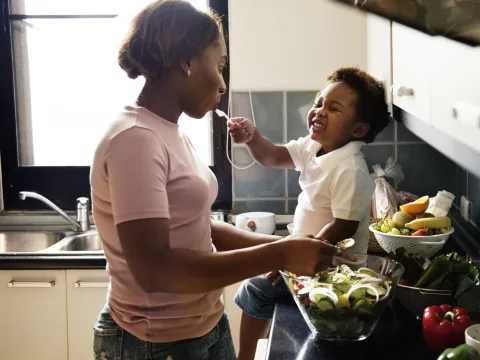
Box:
[234,273,291,320]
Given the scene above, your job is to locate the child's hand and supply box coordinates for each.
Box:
[266,271,282,286]
[227,117,256,144]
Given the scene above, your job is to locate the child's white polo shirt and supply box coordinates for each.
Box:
[285,136,375,258]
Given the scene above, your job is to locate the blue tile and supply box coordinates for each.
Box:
[286,91,317,141]
[232,91,284,143]
[467,171,480,227]
[287,170,301,198]
[397,122,423,142]
[233,147,286,198]
[234,200,286,215]
[397,144,456,197]
[287,199,298,215]
[456,166,468,206]
[361,144,395,174]
[373,121,394,142]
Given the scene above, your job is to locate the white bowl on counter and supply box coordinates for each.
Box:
[235,212,276,235]
[287,223,294,235]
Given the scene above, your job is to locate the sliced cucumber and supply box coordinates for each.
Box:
[335,284,351,293]
[358,268,379,279]
[348,288,365,300]
[352,298,367,310]
[366,285,386,298]
[317,298,335,312]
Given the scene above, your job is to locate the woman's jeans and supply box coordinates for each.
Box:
[93,305,236,360]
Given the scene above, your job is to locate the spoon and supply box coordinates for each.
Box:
[335,238,355,253]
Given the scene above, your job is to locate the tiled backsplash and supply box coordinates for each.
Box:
[230,90,479,226]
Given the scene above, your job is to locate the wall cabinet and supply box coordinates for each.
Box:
[430,36,480,154]
[391,23,432,124]
[366,14,392,102]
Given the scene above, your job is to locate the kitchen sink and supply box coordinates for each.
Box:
[49,232,103,252]
[0,231,66,253]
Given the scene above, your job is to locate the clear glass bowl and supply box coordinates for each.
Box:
[280,255,404,342]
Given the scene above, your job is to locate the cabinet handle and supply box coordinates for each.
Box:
[391,85,414,97]
[452,102,480,128]
[75,281,109,288]
[8,280,55,288]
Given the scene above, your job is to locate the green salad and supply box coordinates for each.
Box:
[286,265,392,340]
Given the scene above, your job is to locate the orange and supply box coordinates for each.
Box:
[400,196,430,216]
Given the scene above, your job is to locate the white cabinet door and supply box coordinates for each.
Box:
[430,36,480,153]
[0,270,68,360]
[66,269,109,360]
[367,14,392,102]
[392,23,431,123]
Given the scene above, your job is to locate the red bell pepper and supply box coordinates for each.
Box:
[422,304,472,354]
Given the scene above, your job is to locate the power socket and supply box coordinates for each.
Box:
[460,196,471,222]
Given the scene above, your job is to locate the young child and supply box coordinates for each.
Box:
[228,67,391,360]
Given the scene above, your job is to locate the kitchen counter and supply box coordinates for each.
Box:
[0,254,106,269]
[267,298,436,360]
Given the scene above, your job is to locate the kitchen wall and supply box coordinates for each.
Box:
[230,92,480,230]
[0,155,3,211]
[228,0,367,215]
[230,93,463,216]
[226,0,367,352]
[228,0,367,91]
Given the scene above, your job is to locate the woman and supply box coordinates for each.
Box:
[90,1,345,359]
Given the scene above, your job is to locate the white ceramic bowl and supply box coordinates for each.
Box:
[287,223,294,235]
[369,225,454,258]
[235,212,276,235]
[466,324,480,353]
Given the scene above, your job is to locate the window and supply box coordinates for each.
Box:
[0,0,231,210]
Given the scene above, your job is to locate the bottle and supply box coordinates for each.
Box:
[431,191,455,217]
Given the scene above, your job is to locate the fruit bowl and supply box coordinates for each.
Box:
[280,255,404,342]
[369,225,454,258]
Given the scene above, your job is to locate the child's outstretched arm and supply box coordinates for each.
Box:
[227,117,294,169]
[315,218,359,245]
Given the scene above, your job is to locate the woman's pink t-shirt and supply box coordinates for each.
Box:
[90,105,223,342]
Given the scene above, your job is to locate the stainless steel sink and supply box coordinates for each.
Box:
[0,231,66,253]
[49,232,103,252]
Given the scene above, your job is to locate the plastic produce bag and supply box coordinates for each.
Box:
[371,157,405,219]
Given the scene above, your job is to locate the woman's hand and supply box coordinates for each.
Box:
[227,117,256,144]
[278,235,335,275]
[278,235,357,276]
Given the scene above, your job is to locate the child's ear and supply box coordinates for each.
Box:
[351,122,370,139]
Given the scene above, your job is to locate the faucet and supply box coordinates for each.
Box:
[18,191,91,232]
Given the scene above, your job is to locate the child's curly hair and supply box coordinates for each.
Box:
[327,67,391,144]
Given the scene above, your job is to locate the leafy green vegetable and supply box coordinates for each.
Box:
[457,285,480,322]
[454,275,475,299]
[415,256,452,288]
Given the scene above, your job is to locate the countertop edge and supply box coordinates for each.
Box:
[0,255,106,269]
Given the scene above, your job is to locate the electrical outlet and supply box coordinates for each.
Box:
[460,196,470,222]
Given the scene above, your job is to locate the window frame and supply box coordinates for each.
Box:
[0,0,231,211]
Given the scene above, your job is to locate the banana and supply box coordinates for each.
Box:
[405,216,451,230]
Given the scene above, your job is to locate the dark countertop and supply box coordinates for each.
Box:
[0,255,106,269]
[267,299,436,360]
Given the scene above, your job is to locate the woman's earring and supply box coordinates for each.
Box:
[187,70,191,76]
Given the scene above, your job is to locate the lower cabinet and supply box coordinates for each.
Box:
[0,269,247,359]
[66,270,110,360]
[0,270,68,360]
[0,269,109,360]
